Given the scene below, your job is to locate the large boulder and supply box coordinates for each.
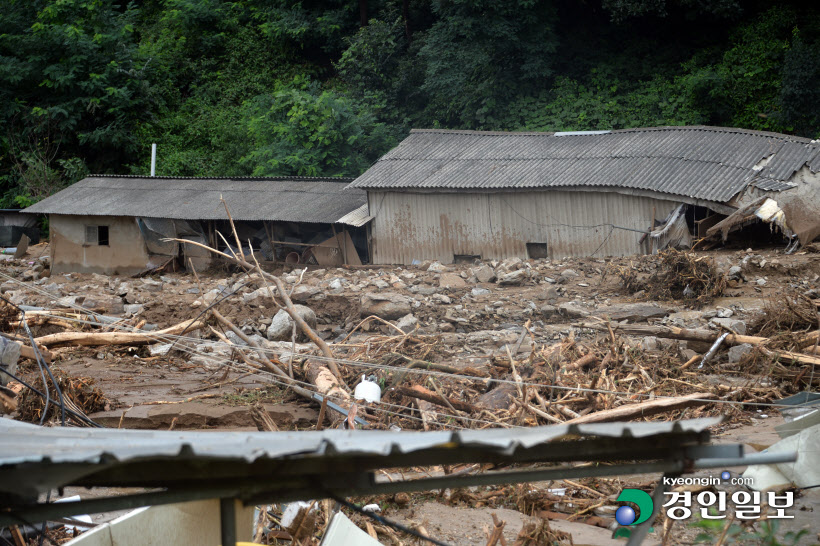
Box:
[267,305,317,341]
[360,293,412,320]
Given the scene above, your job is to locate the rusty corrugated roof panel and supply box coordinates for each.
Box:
[22,176,366,225]
[0,417,719,501]
[350,126,820,203]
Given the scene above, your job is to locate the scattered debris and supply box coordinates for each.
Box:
[1,231,818,544]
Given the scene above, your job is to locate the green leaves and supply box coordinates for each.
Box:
[240,77,397,178]
[416,0,558,128]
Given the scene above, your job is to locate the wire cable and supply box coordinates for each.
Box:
[329,494,452,546]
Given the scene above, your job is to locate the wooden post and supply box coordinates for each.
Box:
[265,221,275,263]
[331,224,346,265]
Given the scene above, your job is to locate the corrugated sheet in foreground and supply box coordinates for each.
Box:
[0,417,717,468]
[369,190,679,263]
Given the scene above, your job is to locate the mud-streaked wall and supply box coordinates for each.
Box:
[368,190,680,264]
[51,214,151,275]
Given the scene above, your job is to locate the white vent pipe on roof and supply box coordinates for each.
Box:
[150,143,157,177]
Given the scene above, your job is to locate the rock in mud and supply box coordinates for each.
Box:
[473,265,496,283]
[439,273,467,289]
[476,383,517,410]
[267,304,317,341]
[729,343,753,363]
[558,302,589,318]
[594,303,669,322]
[395,313,418,333]
[360,292,413,320]
[496,269,528,286]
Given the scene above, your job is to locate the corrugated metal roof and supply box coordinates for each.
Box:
[335,203,373,227]
[22,176,368,225]
[0,417,718,500]
[350,126,820,203]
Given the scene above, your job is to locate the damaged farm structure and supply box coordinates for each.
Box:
[21,176,370,275]
[351,126,820,264]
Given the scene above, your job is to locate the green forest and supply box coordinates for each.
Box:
[1,0,819,207]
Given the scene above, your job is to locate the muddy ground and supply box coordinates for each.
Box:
[2,243,819,544]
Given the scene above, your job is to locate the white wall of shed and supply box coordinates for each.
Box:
[368,190,680,264]
[51,214,151,275]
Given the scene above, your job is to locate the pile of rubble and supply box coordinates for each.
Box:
[1,240,818,544]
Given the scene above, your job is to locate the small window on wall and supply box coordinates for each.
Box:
[85,225,110,246]
[526,242,548,259]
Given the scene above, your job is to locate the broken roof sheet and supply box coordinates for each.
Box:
[22,176,367,225]
[349,126,820,203]
[0,417,718,501]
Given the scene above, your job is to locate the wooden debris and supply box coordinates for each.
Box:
[563,392,715,424]
[250,402,279,431]
[34,318,206,347]
[305,358,352,405]
[486,512,507,546]
[395,384,477,413]
[513,518,572,546]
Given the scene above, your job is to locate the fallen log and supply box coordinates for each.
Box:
[34,318,206,347]
[305,359,351,405]
[394,384,477,413]
[19,344,52,363]
[759,348,820,367]
[584,322,768,346]
[563,392,715,424]
[585,322,820,366]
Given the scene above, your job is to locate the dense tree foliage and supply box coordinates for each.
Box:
[1,0,818,205]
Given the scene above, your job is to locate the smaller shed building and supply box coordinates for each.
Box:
[350,126,820,264]
[23,176,370,275]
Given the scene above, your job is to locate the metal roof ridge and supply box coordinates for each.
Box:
[407,126,818,145]
[408,129,556,136]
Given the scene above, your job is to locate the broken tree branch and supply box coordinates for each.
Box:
[394,384,477,413]
[563,392,715,424]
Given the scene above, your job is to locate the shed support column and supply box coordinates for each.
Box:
[220,497,236,546]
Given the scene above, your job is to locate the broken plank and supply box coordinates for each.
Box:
[563,392,715,424]
[19,344,52,363]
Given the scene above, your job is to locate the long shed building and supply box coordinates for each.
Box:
[23,176,370,274]
[349,126,820,264]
